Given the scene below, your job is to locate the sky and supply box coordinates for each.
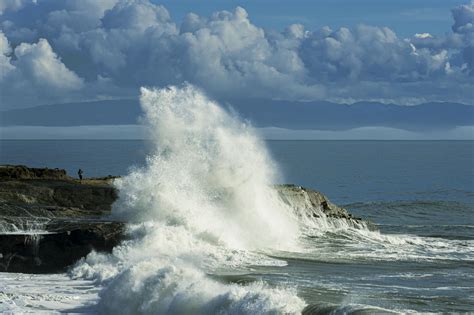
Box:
[0,0,473,113]
[152,0,467,37]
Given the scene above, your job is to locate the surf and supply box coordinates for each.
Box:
[71,85,309,314]
[68,84,472,314]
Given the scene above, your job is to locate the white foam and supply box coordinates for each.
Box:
[297,225,474,263]
[111,85,300,250]
[0,218,50,235]
[70,85,306,314]
[0,272,100,314]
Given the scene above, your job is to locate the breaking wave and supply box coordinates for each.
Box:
[71,85,308,314]
[69,84,471,314]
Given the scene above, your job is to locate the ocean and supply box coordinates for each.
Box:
[1,88,473,314]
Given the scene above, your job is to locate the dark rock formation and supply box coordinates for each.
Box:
[0,165,124,273]
[0,179,118,217]
[0,222,124,273]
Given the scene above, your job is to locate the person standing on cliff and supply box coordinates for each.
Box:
[78,169,83,182]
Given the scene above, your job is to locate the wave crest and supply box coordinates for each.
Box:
[72,85,306,314]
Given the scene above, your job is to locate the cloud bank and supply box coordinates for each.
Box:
[0,0,473,109]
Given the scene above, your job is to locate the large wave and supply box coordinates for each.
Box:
[112,85,301,250]
[70,85,472,314]
[71,85,306,314]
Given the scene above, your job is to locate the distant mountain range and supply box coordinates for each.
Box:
[1,99,473,131]
[228,99,474,131]
[0,100,142,127]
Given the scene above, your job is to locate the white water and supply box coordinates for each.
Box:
[69,85,307,314]
[0,218,50,235]
[0,273,100,314]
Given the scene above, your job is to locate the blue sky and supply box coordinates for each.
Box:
[153,0,466,37]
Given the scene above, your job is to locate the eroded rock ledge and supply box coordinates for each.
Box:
[0,165,124,273]
[0,165,362,273]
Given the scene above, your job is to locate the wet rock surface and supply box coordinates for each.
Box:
[0,165,124,273]
[0,222,125,273]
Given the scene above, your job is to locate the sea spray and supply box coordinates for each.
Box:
[68,83,469,313]
[71,85,306,314]
[112,85,300,250]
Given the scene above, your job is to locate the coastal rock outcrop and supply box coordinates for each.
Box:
[276,184,362,221]
[0,165,124,273]
[0,165,365,273]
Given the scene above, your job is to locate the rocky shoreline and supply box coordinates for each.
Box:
[0,165,363,273]
[0,165,124,273]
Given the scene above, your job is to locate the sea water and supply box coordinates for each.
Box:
[0,86,473,313]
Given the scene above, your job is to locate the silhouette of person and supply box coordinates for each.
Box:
[78,168,83,181]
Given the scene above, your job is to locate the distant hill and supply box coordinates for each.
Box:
[0,99,142,126]
[1,98,473,131]
[229,99,474,131]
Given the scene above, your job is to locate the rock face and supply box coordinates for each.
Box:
[0,223,124,273]
[0,165,365,274]
[0,178,118,218]
[276,184,362,221]
[0,165,124,273]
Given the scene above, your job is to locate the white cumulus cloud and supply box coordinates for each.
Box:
[0,33,84,106]
[0,0,473,109]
